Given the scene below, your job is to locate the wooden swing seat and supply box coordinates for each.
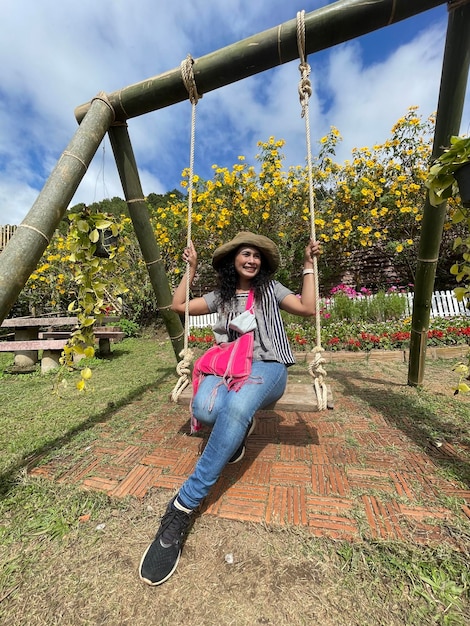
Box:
[176,381,334,411]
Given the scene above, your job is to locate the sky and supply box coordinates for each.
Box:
[1,0,468,226]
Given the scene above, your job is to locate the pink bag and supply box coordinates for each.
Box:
[191,290,256,432]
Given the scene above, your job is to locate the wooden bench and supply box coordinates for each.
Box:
[177,382,334,411]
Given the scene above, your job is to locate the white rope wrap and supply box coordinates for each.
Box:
[170,347,194,402]
[171,55,201,403]
[297,10,328,410]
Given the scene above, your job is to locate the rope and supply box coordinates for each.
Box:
[296,10,328,411]
[171,55,201,403]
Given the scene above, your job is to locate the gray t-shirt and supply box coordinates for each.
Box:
[203,281,294,363]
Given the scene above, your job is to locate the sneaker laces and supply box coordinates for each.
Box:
[158,505,192,547]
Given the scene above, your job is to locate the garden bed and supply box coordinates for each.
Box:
[293,344,469,363]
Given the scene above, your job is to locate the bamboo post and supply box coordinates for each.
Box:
[0,93,115,324]
[107,124,185,360]
[408,0,470,386]
[75,0,447,124]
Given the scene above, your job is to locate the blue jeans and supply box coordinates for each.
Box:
[178,360,288,510]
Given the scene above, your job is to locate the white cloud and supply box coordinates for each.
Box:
[324,23,449,162]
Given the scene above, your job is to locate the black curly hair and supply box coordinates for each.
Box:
[214,247,273,310]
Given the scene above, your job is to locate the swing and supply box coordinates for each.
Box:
[171,13,333,411]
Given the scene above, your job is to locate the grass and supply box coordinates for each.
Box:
[1,333,470,625]
[0,331,175,480]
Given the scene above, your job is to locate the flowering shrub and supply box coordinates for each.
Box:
[188,328,215,347]
[308,316,469,352]
[189,316,470,352]
[324,284,409,323]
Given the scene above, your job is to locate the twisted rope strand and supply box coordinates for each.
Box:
[171,55,200,403]
[297,10,328,410]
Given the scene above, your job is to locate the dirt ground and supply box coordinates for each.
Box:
[2,489,422,626]
[2,357,469,625]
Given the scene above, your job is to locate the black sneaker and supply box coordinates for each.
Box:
[228,417,256,464]
[139,496,194,586]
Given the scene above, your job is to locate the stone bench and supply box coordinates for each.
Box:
[0,339,69,373]
[0,329,125,373]
[40,329,125,355]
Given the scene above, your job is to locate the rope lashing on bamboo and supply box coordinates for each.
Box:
[448,0,470,12]
[296,10,328,411]
[171,55,202,403]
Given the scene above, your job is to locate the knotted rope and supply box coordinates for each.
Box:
[171,55,201,403]
[297,10,328,411]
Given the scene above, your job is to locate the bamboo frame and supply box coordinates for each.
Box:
[76,0,448,123]
[107,124,185,358]
[408,0,470,385]
[0,0,464,377]
[0,94,115,323]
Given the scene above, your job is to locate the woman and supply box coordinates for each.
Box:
[139,231,320,586]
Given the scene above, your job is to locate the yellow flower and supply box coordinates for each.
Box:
[396,244,404,252]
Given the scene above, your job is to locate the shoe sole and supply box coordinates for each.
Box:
[228,417,256,464]
[247,417,256,438]
[138,543,181,586]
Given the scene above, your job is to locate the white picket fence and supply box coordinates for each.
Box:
[188,313,219,329]
[188,289,469,329]
[405,290,469,318]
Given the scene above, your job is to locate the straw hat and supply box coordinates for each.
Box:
[211,231,280,273]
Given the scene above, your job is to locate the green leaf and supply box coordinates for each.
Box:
[89,229,99,243]
[452,362,469,374]
[453,287,468,301]
[77,220,90,232]
[452,209,466,224]
[80,317,96,327]
[94,220,112,230]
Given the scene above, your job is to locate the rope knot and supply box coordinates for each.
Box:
[171,348,194,403]
[298,62,312,118]
[180,54,202,105]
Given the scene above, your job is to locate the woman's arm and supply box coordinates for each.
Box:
[171,241,210,316]
[279,238,321,317]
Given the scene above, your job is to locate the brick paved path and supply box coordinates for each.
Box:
[30,390,470,548]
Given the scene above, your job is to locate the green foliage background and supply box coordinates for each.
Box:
[10,107,468,325]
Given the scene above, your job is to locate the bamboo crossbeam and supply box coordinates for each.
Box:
[75,0,448,123]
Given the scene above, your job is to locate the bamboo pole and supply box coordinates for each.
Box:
[0,94,115,324]
[75,0,447,123]
[107,124,185,360]
[408,0,470,386]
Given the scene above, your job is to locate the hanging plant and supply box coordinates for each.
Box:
[58,207,128,390]
[425,135,470,207]
[425,137,470,394]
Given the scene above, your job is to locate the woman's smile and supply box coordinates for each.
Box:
[234,246,261,280]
